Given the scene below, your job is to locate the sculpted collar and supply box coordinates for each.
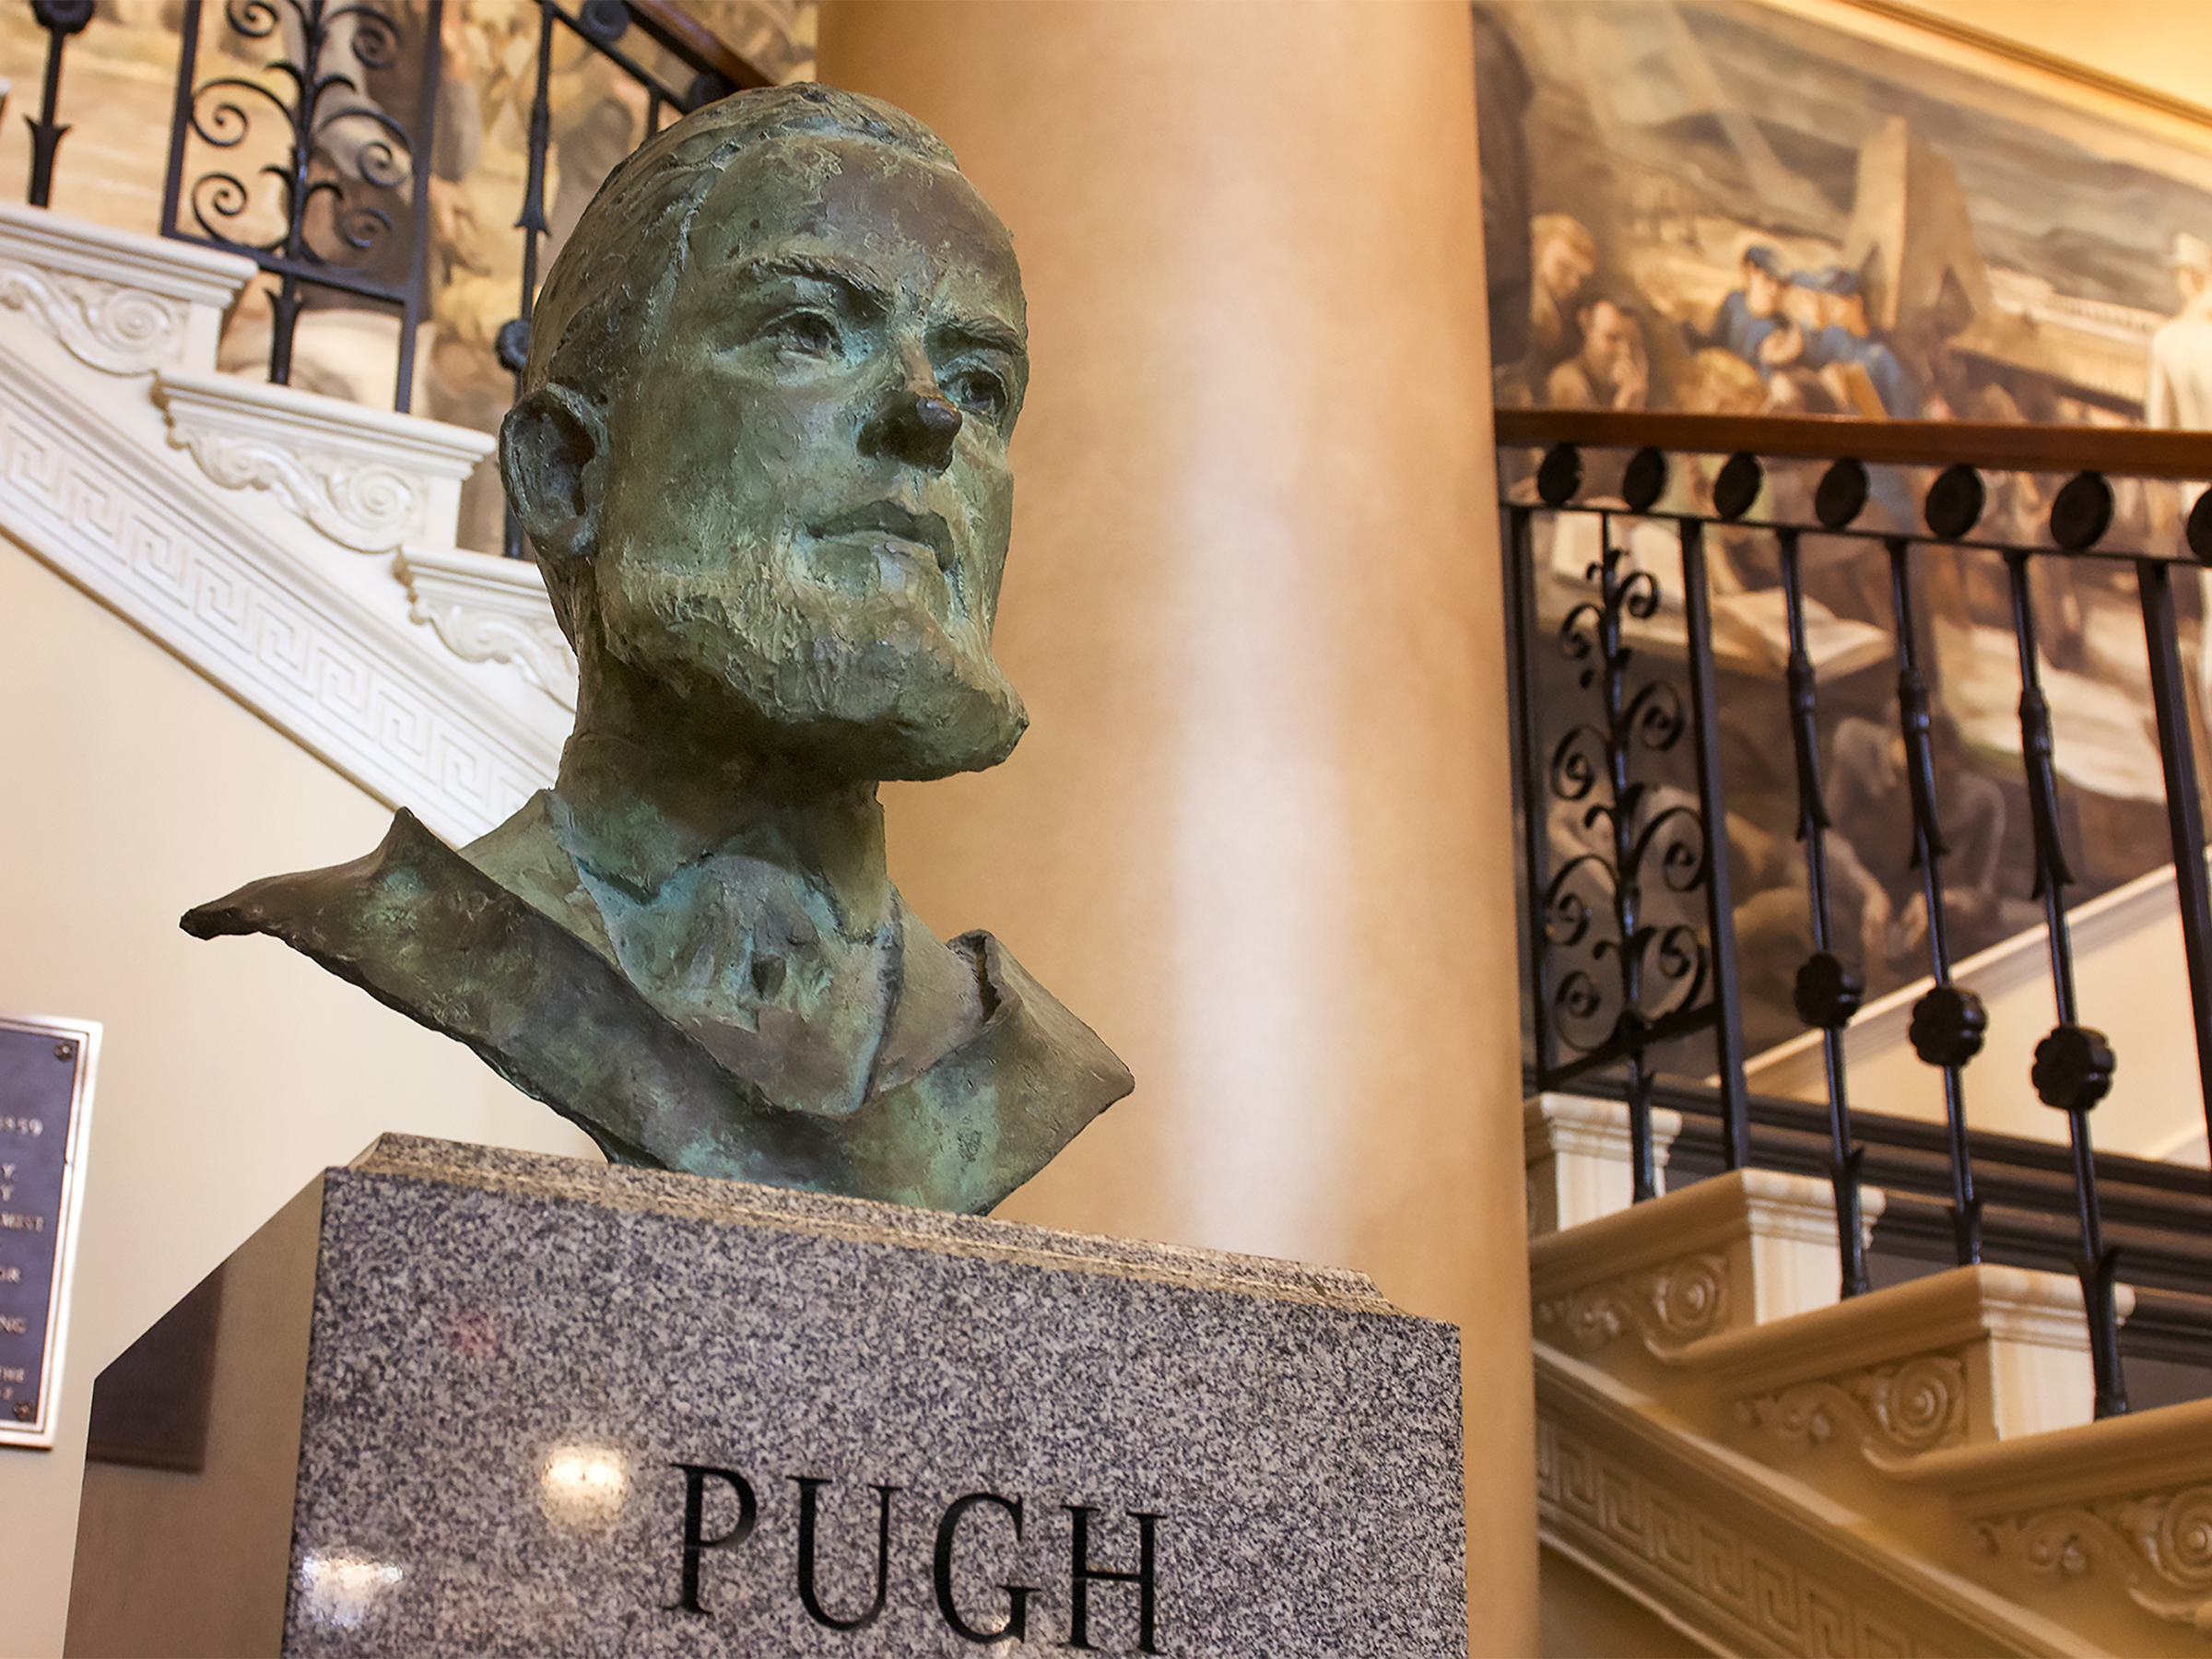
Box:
[182,809,1132,1214]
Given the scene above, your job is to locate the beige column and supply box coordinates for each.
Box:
[818,3,1532,1650]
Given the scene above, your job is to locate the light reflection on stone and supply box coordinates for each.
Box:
[298,1548,404,1629]
[539,1443,630,1534]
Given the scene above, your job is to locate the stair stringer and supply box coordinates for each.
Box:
[1536,1340,2101,1658]
[0,317,565,846]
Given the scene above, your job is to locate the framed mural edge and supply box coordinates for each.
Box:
[1809,1,2212,156]
[1480,0,2212,426]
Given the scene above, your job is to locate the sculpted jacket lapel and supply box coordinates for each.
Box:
[184,810,1131,1214]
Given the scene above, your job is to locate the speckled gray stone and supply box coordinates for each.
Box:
[70,1136,1464,1656]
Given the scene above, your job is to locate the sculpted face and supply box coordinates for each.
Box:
[587,135,1031,780]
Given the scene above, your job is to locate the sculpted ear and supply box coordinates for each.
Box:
[500,386,606,565]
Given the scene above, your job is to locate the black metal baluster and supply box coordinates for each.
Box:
[393,0,445,413]
[499,1,561,558]
[1518,445,1713,1195]
[1819,458,1985,1266]
[160,0,204,240]
[1677,515,1750,1171]
[1505,498,1559,1089]
[1772,497,1869,1299]
[1592,507,1658,1200]
[26,0,94,208]
[2012,469,2125,1417]
[1888,535,1985,1265]
[266,0,330,387]
[2141,550,2212,1185]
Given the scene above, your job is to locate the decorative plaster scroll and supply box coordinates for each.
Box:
[1980,1486,2212,1634]
[0,334,561,845]
[0,203,253,377]
[1736,1353,1969,1465]
[155,371,494,555]
[1538,1414,1926,1656]
[0,263,194,377]
[170,426,420,551]
[1534,1251,1727,1359]
[396,546,578,711]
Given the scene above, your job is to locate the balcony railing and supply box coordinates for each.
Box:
[1498,406,2212,1419]
[9,0,783,555]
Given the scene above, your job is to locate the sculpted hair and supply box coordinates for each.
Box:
[510,84,962,639]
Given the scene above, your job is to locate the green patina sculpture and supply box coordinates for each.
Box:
[183,85,1132,1214]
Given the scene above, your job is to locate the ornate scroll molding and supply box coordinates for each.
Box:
[396,547,577,711]
[0,265,190,376]
[1979,1487,2212,1634]
[0,330,561,845]
[1534,1251,1727,1359]
[1736,1352,1970,1465]
[0,203,252,376]
[155,371,494,555]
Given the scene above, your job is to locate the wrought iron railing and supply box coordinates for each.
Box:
[1500,406,2212,1419]
[22,0,92,207]
[17,0,774,552]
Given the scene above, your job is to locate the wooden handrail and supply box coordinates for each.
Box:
[1493,407,2212,483]
[627,0,777,92]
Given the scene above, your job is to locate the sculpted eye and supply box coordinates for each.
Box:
[766,310,840,357]
[947,369,1007,427]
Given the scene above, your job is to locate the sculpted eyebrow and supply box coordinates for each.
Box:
[934,314,1026,360]
[730,253,893,312]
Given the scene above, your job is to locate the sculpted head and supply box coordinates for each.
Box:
[501,85,1030,782]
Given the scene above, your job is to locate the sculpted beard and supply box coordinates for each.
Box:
[596,544,1028,781]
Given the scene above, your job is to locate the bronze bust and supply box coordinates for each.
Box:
[185,85,1132,1214]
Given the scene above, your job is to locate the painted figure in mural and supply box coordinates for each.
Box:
[1544,290,1650,412]
[1692,245,1801,375]
[1527,213,1599,372]
[2147,231,2212,431]
[183,85,1135,1215]
[1801,267,1921,418]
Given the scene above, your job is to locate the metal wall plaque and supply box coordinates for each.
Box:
[0,1013,98,1450]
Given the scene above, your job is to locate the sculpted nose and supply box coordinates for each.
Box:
[866,387,963,473]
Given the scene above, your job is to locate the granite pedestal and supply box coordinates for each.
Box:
[66,1136,1464,1656]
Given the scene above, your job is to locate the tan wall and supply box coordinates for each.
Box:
[0,543,596,1656]
[1540,1545,1714,1659]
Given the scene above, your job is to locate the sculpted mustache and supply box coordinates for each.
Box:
[810,503,958,571]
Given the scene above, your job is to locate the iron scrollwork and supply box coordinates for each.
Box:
[164,0,442,408]
[1534,449,1721,1198]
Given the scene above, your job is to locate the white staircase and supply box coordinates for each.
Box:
[0,201,569,845]
[1529,1094,2212,1657]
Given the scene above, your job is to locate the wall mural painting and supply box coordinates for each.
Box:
[1479,0,2212,1078]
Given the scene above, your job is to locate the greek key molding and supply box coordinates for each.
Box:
[1534,1251,1728,1359]
[1979,1485,2212,1633]
[1539,1413,1928,1656]
[397,546,577,711]
[1736,1352,1970,1466]
[0,335,561,845]
[155,371,494,556]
